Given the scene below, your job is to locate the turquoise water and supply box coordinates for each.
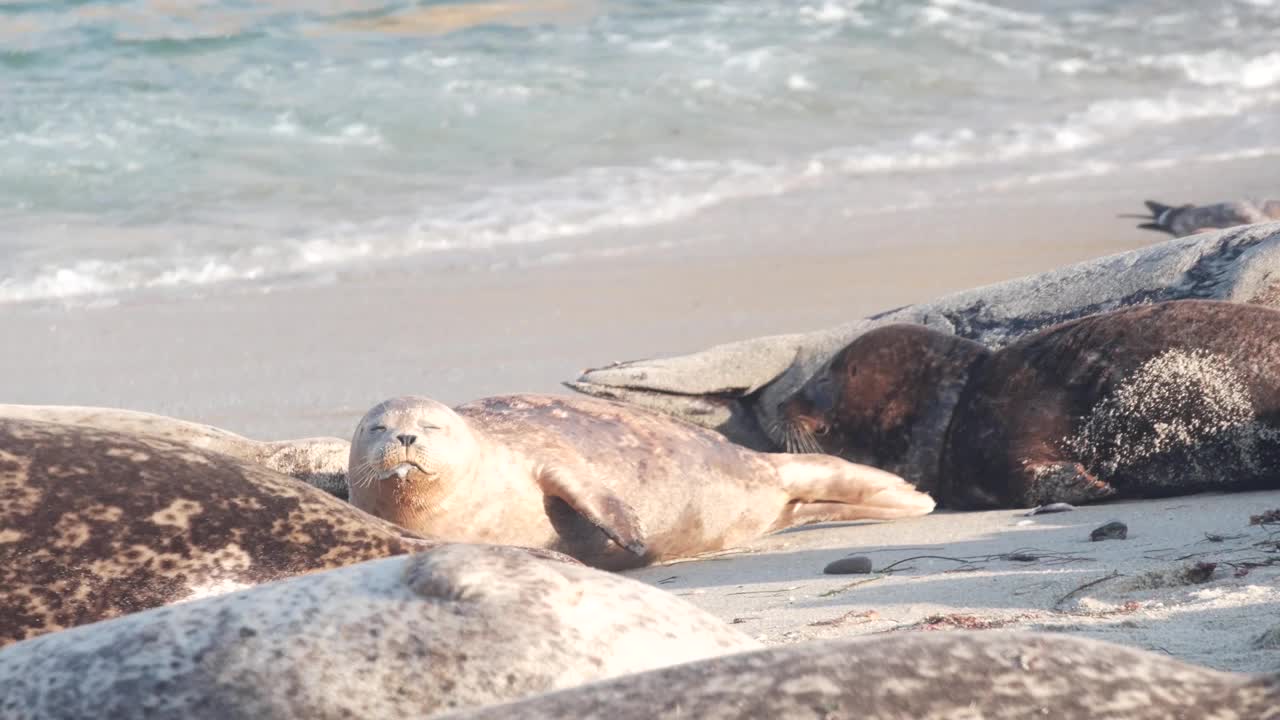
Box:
[3,0,1280,303]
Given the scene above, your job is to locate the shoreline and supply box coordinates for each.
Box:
[1,154,1276,439]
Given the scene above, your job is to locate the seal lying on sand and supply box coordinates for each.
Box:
[0,417,437,647]
[1133,198,1280,237]
[0,404,350,497]
[567,223,1280,451]
[347,393,933,570]
[0,544,759,720]
[780,300,1280,509]
[438,631,1280,720]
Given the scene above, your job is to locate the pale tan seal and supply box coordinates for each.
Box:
[0,544,760,720]
[439,631,1280,720]
[348,393,933,570]
[0,403,351,497]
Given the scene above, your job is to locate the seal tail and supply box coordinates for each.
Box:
[770,454,935,522]
[1122,200,1184,235]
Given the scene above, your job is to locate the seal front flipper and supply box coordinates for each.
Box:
[537,465,648,556]
[1015,461,1117,507]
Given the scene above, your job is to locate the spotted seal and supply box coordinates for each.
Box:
[436,631,1280,720]
[0,417,439,647]
[347,393,933,570]
[780,300,1280,509]
[0,544,759,720]
[567,223,1280,451]
[1133,198,1280,237]
[0,404,350,497]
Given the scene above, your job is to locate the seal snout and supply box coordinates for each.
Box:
[396,433,417,448]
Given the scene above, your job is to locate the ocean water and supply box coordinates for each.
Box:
[2,0,1279,304]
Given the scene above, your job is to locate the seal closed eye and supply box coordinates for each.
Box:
[348,393,934,570]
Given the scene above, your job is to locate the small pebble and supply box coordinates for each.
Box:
[1090,520,1128,541]
[1025,503,1076,516]
[823,556,873,575]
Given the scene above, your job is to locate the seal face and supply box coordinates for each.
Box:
[348,393,934,570]
[782,300,1280,509]
[0,545,761,720]
[0,418,427,648]
[436,632,1280,720]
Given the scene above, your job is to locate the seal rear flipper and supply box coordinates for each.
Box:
[1017,461,1117,507]
[537,466,648,557]
[769,454,935,520]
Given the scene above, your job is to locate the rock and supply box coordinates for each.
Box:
[824,556,873,575]
[1090,521,1128,541]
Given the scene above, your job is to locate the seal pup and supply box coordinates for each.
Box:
[1132,198,1280,237]
[0,403,351,497]
[0,544,760,720]
[566,223,1280,451]
[437,631,1280,720]
[0,417,436,647]
[347,393,934,570]
[781,300,1280,509]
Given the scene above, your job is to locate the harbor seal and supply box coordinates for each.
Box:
[780,300,1280,509]
[437,632,1280,720]
[0,404,350,497]
[0,544,760,720]
[347,393,934,570]
[0,417,433,647]
[1132,198,1280,237]
[566,223,1280,451]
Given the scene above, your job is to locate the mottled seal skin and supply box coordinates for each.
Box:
[0,544,760,720]
[782,300,1280,509]
[348,393,934,570]
[437,632,1280,720]
[0,417,433,648]
[567,223,1280,451]
[1134,198,1280,238]
[0,404,350,497]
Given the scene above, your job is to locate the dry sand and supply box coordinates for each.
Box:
[2,155,1276,676]
[624,491,1280,674]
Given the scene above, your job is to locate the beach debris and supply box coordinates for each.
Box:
[1249,508,1280,526]
[1054,570,1123,608]
[901,612,1038,632]
[1181,562,1218,584]
[823,556,873,575]
[808,610,879,628]
[729,616,759,625]
[1127,562,1218,590]
[1090,521,1128,541]
[1254,624,1280,649]
[1025,502,1076,516]
[817,576,884,597]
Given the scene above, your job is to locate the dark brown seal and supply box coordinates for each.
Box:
[436,632,1280,720]
[0,417,439,648]
[348,393,934,570]
[782,300,1280,509]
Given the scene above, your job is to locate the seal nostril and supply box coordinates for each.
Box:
[397,434,417,448]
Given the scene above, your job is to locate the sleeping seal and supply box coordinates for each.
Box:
[0,404,350,497]
[781,300,1280,508]
[0,544,758,719]
[1133,198,1280,237]
[0,417,433,647]
[347,393,934,570]
[436,631,1280,720]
